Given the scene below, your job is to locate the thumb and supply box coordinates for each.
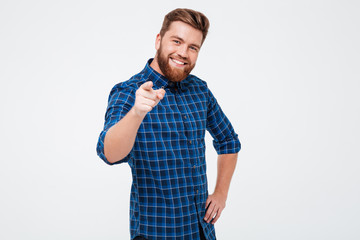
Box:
[141,81,153,91]
[155,89,166,100]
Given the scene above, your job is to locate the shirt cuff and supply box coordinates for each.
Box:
[96,129,133,165]
[213,133,241,155]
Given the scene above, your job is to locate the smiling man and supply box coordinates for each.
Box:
[97,8,241,240]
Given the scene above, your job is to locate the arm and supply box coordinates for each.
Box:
[103,81,166,163]
[104,107,145,163]
[204,87,241,224]
[204,152,238,224]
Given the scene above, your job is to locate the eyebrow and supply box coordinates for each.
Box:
[171,35,201,49]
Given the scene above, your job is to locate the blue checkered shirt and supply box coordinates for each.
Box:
[97,59,241,240]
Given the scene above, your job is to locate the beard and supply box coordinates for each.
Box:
[156,45,195,82]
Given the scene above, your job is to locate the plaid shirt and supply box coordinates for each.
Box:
[97,59,241,240]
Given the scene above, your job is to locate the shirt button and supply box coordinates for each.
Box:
[184,115,187,119]
[196,190,199,194]
[189,140,192,144]
[193,165,196,169]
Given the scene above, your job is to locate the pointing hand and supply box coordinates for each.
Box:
[133,81,166,117]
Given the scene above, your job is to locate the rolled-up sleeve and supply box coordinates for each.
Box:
[206,88,241,155]
[96,84,136,165]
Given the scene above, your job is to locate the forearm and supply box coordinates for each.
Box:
[104,107,145,163]
[204,152,238,224]
[213,153,238,197]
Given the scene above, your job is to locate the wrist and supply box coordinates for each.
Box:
[130,106,146,119]
[213,188,228,199]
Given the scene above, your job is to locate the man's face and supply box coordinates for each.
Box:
[155,21,203,82]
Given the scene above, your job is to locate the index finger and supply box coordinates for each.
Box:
[140,81,153,91]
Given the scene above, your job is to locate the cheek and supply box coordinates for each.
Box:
[189,53,198,64]
[162,42,178,53]
[167,46,179,55]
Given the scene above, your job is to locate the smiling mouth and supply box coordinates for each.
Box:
[170,57,187,66]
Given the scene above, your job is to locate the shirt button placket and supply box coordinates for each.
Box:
[176,92,198,198]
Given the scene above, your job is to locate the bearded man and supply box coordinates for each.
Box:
[97,8,241,240]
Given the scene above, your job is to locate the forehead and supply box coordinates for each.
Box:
[164,21,203,46]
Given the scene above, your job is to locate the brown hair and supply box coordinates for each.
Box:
[159,8,210,44]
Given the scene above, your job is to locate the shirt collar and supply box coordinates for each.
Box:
[142,58,190,92]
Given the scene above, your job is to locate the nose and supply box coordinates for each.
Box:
[177,45,188,59]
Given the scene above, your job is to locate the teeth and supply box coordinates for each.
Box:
[172,58,185,65]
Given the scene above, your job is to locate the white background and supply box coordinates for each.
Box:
[1,0,359,239]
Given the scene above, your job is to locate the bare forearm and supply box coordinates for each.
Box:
[214,153,238,197]
[104,107,144,163]
[204,152,238,224]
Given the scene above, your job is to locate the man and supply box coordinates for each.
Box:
[97,8,241,240]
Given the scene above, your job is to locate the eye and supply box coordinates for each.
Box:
[173,40,180,44]
[190,46,198,52]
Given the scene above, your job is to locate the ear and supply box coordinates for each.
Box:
[155,33,161,51]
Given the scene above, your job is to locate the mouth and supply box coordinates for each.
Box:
[170,57,187,67]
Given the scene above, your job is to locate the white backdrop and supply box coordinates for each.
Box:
[1,0,359,239]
